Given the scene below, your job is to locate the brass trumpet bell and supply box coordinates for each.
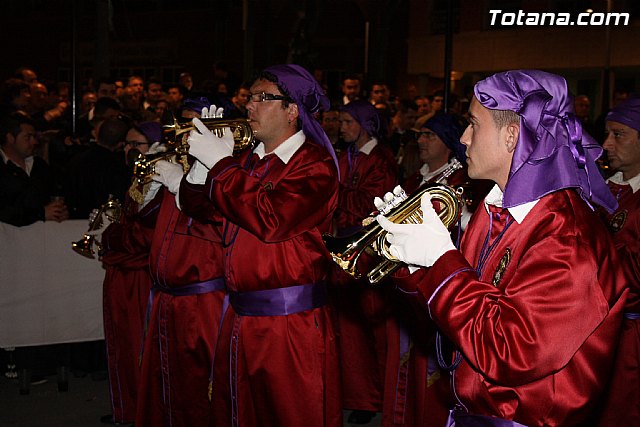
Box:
[71,196,122,259]
[323,184,463,284]
[324,158,465,285]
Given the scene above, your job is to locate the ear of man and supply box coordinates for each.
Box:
[504,122,520,153]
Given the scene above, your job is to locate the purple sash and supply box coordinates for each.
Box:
[446,409,528,427]
[139,278,226,364]
[154,277,225,296]
[229,283,326,316]
[624,312,640,320]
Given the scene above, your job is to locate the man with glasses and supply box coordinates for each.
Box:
[180,64,342,426]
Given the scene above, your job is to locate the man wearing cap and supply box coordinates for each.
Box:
[331,100,397,425]
[179,64,341,426]
[377,70,627,426]
[597,96,640,426]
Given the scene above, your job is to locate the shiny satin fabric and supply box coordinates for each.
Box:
[332,141,398,415]
[100,194,157,423]
[597,181,640,426]
[395,189,627,426]
[136,190,226,427]
[181,140,342,426]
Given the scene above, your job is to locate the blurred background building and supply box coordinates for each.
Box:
[1,0,639,117]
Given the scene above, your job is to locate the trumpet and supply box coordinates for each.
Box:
[324,159,464,285]
[132,116,255,185]
[72,195,122,259]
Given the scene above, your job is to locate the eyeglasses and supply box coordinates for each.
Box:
[126,141,150,148]
[249,92,289,103]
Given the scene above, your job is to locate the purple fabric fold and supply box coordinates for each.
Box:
[263,64,338,172]
[474,70,617,213]
[229,283,327,316]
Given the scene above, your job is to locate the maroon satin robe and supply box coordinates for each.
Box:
[100,192,159,423]
[135,189,225,427]
[332,142,398,414]
[394,189,627,427]
[180,140,342,427]
[597,180,640,427]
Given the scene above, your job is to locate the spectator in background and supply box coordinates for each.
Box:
[179,72,193,93]
[340,74,362,105]
[227,83,251,118]
[166,83,186,117]
[14,66,38,85]
[574,94,595,136]
[0,112,68,226]
[1,78,31,116]
[142,77,164,113]
[64,116,131,219]
[96,77,118,100]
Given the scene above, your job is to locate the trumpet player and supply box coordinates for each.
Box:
[179,64,342,427]
[131,104,227,427]
[87,121,162,424]
[376,70,627,427]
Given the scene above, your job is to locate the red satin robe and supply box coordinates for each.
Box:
[180,139,342,427]
[135,189,226,427]
[394,189,627,427]
[100,192,159,423]
[332,142,398,414]
[597,178,640,426]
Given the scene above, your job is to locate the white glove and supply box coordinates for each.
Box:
[187,117,234,169]
[85,212,109,236]
[152,160,184,194]
[146,141,167,155]
[376,193,456,268]
[186,159,210,185]
[201,104,224,119]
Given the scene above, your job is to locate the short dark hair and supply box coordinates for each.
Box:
[97,117,130,148]
[490,109,520,129]
[1,112,35,145]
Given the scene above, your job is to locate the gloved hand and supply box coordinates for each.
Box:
[152,160,184,194]
[146,141,167,155]
[186,159,210,185]
[141,180,163,209]
[201,104,224,119]
[376,193,456,268]
[85,211,109,237]
[187,117,234,169]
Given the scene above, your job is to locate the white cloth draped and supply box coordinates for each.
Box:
[0,220,105,348]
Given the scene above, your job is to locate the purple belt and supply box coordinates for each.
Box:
[140,277,226,364]
[447,409,528,427]
[229,282,326,316]
[624,312,640,320]
[153,277,225,296]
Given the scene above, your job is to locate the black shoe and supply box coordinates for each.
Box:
[347,410,376,424]
[100,414,133,426]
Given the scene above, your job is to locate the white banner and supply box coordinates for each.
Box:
[0,220,105,348]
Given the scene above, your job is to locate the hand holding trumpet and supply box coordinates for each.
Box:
[376,193,456,268]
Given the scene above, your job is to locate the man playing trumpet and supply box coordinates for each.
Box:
[180,64,342,427]
[377,70,627,426]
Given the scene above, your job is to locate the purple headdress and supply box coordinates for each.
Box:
[475,70,617,213]
[606,96,640,131]
[341,99,383,140]
[263,64,337,170]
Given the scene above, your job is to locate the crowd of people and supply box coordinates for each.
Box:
[1,63,639,427]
